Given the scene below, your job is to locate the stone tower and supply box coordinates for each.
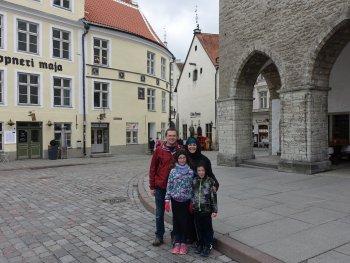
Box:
[218,1,350,174]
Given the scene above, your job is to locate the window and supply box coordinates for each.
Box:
[138,87,145,100]
[162,91,166,112]
[0,70,3,104]
[17,19,38,54]
[161,57,166,79]
[53,77,71,107]
[147,88,155,111]
[126,122,138,144]
[193,69,198,81]
[52,28,70,59]
[54,123,71,147]
[161,122,166,140]
[0,123,3,150]
[259,91,268,109]
[147,51,155,75]
[93,37,109,66]
[0,15,3,49]
[183,124,187,141]
[18,72,39,105]
[53,0,71,10]
[94,82,109,108]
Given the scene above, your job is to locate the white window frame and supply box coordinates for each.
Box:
[54,122,72,147]
[147,51,155,75]
[93,81,110,109]
[0,70,4,105]
[0,122,3,151]
[259,91,268,109]
[53,76,72,107]
[93,37,109,66]
[0,13,4,49]
[161,91,166,112]
[17,72,40,106]
[52,0,72,10]
[52,27,71,60]
[126,122,138,144]
[16,18,39,54]
[147,88,155,111]
[161,57,166,79]
[161,122,166,140]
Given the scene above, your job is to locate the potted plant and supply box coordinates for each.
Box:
[48,139,59,160]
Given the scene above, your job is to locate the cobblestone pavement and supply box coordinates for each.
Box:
[0,155,237,263]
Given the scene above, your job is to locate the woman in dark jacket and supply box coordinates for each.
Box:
[185,137,219,244]
[185,137,219,190]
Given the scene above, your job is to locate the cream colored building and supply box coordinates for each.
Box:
[0,0,173,160]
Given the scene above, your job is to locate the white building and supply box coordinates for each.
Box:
[175,29,219,149]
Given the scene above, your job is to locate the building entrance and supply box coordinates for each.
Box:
[91,123,109,153]
[17,122,42,159]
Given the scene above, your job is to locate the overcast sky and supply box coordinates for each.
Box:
[137,0,219,61]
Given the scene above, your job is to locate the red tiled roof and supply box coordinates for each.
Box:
[85,0,165,47]
[176,62,184,72]
[196,33,219,66]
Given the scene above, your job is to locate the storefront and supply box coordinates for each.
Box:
[16,122,42,159]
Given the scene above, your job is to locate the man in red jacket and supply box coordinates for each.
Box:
[149,128,182,246]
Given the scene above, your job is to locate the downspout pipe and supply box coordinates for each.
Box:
[82,21,90,156]
[214,62,219,127]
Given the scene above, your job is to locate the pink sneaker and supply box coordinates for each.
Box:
[172,243,180,254]
[179,243,187,254]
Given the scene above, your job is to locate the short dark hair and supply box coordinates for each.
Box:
[172,149,192,168]
[196,161,207,171]
[165,127,178,136]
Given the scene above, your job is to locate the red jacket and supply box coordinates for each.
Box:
[149,142,182,190]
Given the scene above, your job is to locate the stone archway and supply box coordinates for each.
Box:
[217,51,281,166]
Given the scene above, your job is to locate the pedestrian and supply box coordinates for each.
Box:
[191,161,218,257]
[155,137,162,149]
[185,137,219,244]
[149,137,155,154]
[149,128,182,246]
[165,149,194,255]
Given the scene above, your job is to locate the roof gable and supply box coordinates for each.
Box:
[196,33,219,66]
[85,0,165,47]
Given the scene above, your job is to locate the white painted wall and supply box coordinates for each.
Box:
[177,35,217,143]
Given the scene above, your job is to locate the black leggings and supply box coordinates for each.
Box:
[171,199,190,243]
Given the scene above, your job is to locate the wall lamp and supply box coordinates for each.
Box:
[47,120,53,127]
[7,119,15,126]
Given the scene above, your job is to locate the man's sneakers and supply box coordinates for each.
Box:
[152,237,163,247]
[200,245,212,257]
[172,243,181,254]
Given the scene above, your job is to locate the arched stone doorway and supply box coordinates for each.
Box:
[311,19,350,165]
[217,51,281,166]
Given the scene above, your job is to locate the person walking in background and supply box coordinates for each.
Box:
[149,137,155,154]
[155,137,162,149]
[149,128,181,246]
[191,161,218,257]
[165,150,194,254]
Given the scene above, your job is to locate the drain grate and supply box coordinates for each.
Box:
[102,197,127,205]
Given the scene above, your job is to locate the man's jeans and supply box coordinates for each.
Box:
[155,188,166,240]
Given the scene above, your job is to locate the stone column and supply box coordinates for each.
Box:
[217,96,254,166]
[279,85,331,174]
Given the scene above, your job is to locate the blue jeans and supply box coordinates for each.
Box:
[154,188,166,240]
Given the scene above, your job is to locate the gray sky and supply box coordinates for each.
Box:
[137,0,219,61]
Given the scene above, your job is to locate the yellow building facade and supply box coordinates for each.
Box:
[0,0,173,160]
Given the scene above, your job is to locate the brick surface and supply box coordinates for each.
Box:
[0,155,238,263]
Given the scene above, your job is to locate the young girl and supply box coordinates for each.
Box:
[165,150,194,254]
[191,161,218,257]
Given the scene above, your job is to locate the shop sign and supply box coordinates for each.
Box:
[0,55,63,72]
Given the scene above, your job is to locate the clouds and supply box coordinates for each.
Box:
[138,0,219,61]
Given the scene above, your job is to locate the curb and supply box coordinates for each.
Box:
[137,174,285,263]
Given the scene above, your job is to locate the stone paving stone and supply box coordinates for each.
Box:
[0,156,237,263]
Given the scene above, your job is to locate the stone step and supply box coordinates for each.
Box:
[241,159,278,170]
[90,153,114,158]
